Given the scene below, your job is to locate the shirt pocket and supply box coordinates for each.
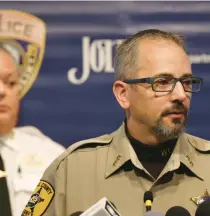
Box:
[13,168,45,193]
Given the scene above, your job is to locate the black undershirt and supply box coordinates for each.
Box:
[125,124,177,179]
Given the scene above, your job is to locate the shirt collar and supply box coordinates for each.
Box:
[0,129,17,151]
[105,122,131,178]
[159,133,204,180]
[105,123,204,180]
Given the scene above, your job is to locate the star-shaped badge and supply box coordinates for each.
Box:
[191,189,210,206]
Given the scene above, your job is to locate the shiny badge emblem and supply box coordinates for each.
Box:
[191,189,210,206]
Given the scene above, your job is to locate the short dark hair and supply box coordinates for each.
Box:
[114,29,186,80]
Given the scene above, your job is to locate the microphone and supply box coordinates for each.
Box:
[145,211,164,216]
[195,200,210,216]
[165,206,191,216]
[144,191,153,212]
[77,197,121,216]
[70,212,83,216]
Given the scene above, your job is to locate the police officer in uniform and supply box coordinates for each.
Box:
[22,29,210,216]
[0,44,65,216]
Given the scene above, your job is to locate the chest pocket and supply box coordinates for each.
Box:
[13,152,46,193]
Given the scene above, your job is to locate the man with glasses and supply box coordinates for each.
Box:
[22,29,210,216]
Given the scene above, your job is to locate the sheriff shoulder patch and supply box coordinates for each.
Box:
[21,180,55,216]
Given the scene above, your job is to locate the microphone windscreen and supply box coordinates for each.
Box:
[144,191,153,202]
[195,200,210,216]
[70,211,83,216]
[145,211,164,216]
[165,206,191,216]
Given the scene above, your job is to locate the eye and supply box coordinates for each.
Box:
[154,77,173,85]
[156,78,168,85]
[5,80,17,87]
[182,78,192,85]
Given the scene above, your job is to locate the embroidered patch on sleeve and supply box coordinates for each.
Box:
[21,180,55,216]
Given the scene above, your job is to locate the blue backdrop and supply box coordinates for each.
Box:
[1,1,209,148]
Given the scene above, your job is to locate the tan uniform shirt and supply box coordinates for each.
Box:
[22,123,210,216]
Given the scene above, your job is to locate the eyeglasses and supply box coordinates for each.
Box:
[123,75,203,93]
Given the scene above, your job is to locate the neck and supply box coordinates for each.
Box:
[126,118,169,145]
[0,124,14,137]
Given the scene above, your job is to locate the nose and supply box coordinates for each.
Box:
[0,81,6,98]
[171,81,187,102]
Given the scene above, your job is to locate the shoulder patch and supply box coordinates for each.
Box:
[66,134,113,154]
[187,134,210,153]
[22,180,54,216]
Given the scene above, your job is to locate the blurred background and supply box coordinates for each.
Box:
[1,1,209,148]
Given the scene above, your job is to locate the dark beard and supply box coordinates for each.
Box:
[152,101,188,140]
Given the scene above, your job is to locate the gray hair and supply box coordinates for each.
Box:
[114,29,187,80]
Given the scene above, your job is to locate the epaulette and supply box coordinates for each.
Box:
[16,126,47,139]
[46,133,114,173]
[66,133,113,155]
[187,133,210,154]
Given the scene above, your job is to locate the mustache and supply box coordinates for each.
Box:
[161,101,188,117]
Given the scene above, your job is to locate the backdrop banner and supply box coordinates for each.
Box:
[0,1,209,147]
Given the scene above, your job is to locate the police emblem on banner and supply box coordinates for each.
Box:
[0,10,46,99]
[22,180,55,216]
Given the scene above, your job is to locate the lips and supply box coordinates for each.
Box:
[162,102,188,118]
[162,110,187,118]
[167,111,185,115]
[0,105,10,112]
[165,111,186,119]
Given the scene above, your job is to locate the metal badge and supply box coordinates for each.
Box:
[191,189,210,206]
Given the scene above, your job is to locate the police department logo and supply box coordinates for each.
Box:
[22,180,55,216]
[0,10,46,99]
[27,189,44,209]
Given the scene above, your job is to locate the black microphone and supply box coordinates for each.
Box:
[70,212,83,216]
[165,206,191,216]
[144,191,153,212]
[195,200,210,216]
